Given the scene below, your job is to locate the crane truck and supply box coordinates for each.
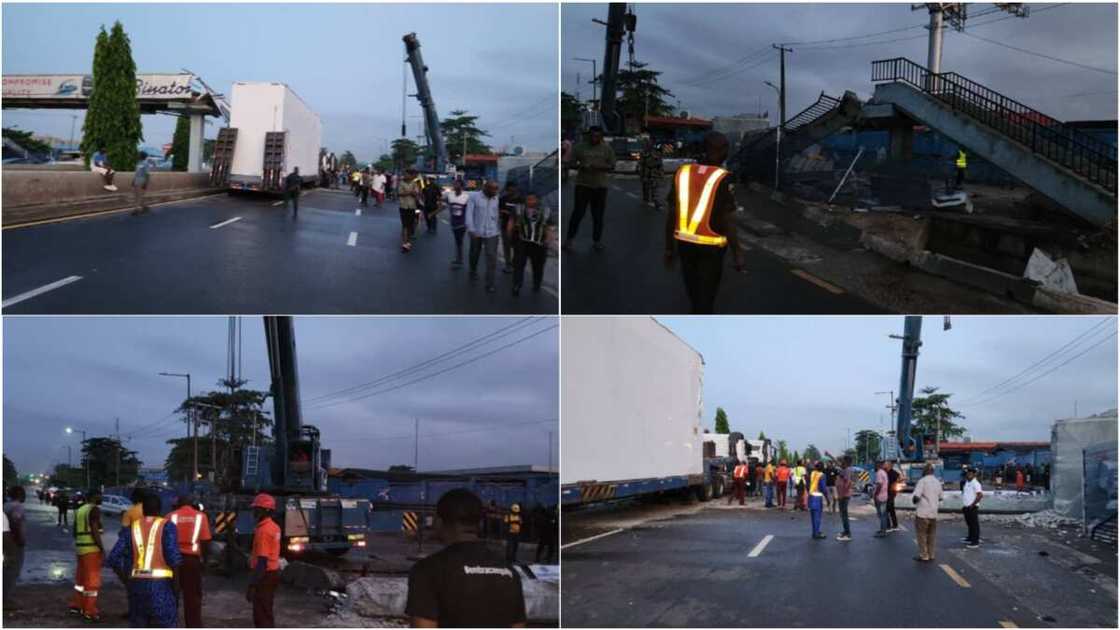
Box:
[561,317,748,507]
[403,33,449,174]
[883,316,946,489]
[207,317,370,559]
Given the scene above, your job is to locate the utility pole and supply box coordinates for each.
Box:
[159,372,192,482]
[115,418,121,486]
[771,44,793,191]
[69,114,78,148]
[414,417,420,472]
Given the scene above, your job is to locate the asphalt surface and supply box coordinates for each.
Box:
[3,188,558,314]
[561,177,885,314]
[561,498,1118,628]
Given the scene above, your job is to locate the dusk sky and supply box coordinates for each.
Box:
[2,3,558,160]
[563,3,1117,123]
[658,316,1118,456]
[3,317,559,476]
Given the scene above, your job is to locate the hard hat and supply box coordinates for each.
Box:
[511,503,521,513]
[250,493,276,511]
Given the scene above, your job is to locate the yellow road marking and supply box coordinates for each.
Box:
[940,563,972,588]
[998,620,1018,628]
[790,269,845,294]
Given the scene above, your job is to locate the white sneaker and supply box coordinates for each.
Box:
[104,184,118,192]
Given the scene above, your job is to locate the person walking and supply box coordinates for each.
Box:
[885,460,900,532]
[466,180,502,293]
[825,462,839,514]
[168,494,211,628]
[792,460,807,512]
[509,193,554,296]
[90,146,118,191]
[499,182,522,272]
[807,462,830,539]
[444,180,470,268]
[775,460,790,509]
[285,167,303,216]
[371,169,386,207]
[639,142,663,208]
[69,490,104,621]
[961,468,983,548]
[55,488,70,527]
[729,460,749,506]
[422,175,441,234]
[763,460,776,508]
[358,168,371,207]
[663,131,745,314]
[3,487,27,610]
[405,489,527,627]
[911,463,943,562]
[130,152,151,215]
[534,506,557,564]
[246,493,281,627]
[564,126,615,251]
[873,460,891,537]
[835,457,854,541]
[504,503,522,563]
[351,169,362,196]
[106,493,182,628]
[397,169,422,253]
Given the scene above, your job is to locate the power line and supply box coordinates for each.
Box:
[678,46,774,87]
[959,31,1118,76]
[957,318,1112,404]
[304,317,540,405]
[333,417,557,442]
[679,52,778,89]
[123,410,183,440]
[308,322,558,410]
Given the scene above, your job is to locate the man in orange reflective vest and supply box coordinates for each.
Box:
[246,493,281,628]
[664,131,744,314]
[106,493,183,627]
[168,494,212,627]
[728,461,749,506]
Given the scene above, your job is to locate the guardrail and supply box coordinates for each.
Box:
[871,57,1117,193]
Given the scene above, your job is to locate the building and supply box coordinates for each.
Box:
[937,440,1051,483]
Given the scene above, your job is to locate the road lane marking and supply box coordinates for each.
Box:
[625,192,639,199]
[347,231,358,247]
[748,534,774,557]
[790,269,845,294]
[2,275,83,308]
[940,563,971,588]
[896,524,908,532]
[998,621,1018,628]
[272,201,284,207]
[355,208,362,216]
[560,528,624,550]
[209,217,242,229]
[540,284,558,298]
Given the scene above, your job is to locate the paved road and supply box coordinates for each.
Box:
[3,189,558,314]
[561,500,1117,628]
[561,178,884,314]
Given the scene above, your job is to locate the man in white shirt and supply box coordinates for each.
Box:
[961,467,983,548]
[371,170,387,207]
[444,180,471,268]
[911,464,943,562]
[465,180,502,293]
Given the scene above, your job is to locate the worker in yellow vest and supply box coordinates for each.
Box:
[729,461,750,506]
[955,149,968,189]
[808,461,831,539]
[106,493,183,627]
[68,490,104,622]
[504,503,522,563]
[664,131,744,314]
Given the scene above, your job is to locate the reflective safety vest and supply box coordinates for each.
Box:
[673,164,730,247]
[505,512,521,535]
[169,507,209,556]
[793,466,806,483]
[75,503,99,556]
[809,471,825,497]
[131,517,173,579]
[733,464,749,480]
[956,150,967,169]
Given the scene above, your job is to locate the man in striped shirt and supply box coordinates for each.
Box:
[508,193,554,296]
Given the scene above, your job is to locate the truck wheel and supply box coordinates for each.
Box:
[698,482,713,502]
[713,476,725,498]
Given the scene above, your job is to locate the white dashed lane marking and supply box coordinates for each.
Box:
[747,534,774,558]
[561,528,624,550]
[209,217,242,229]
[940,563,972,588]
[347,231,358,247]
[2,275,83,308]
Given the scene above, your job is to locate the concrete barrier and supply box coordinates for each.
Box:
[2,169,221,227]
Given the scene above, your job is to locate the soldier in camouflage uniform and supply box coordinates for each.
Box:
[639,143,664,209]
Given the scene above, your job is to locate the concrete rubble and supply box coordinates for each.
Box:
[282,560,348,592]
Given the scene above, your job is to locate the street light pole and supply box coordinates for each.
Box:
[764,81,782,191]
[573,58,598,108]
[66,427,89,489]
[159,372,194,483]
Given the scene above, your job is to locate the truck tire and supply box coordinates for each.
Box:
[698,481,713,502]
[713,475,725,498]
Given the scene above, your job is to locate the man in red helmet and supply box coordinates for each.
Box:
[246,494,281,628]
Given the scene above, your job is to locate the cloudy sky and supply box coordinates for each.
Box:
[3,3,558,160]
[3,317,559,476]
[658,316,1117,456]
[563,3,1117,123]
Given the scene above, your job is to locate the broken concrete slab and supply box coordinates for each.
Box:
[1024,248,1079,295]
[282,560,348,592]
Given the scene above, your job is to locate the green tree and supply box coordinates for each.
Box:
[2,127,53,155]
[3,455,18,486]
[911,387,967,442]
[441,110,491,165]
[757,431,767,441]
[373,153,395,172]
[170,115,190,171]
[80,437,141,488]
[842,448,858,462]
[776,440,789,463]
[338,151,357,169]
[165,379,272,486]
[392,138,420,170]
[791,450,800,464]
[561,92,584,137]
[49,464,84,488]
[713,407,730,434]
[81,22,142,170]
[803,444,822,463]
[616,62,676,129]
[854,430,883,465]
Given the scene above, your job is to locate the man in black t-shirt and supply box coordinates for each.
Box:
[406,488,527,628]
[885,461,901,532]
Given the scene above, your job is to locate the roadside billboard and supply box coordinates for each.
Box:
[2,73,196,102]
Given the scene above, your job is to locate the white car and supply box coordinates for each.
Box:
[99,494,131,516]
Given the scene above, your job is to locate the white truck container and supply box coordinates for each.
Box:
[563,317,731,506]
[227,82,321,191]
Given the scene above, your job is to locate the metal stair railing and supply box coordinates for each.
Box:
[871,57,1116,193]
[784,92,843,134]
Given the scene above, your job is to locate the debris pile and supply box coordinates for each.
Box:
[982,509,1082,530]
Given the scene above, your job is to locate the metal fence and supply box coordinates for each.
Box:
[1082,442,1118,537]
